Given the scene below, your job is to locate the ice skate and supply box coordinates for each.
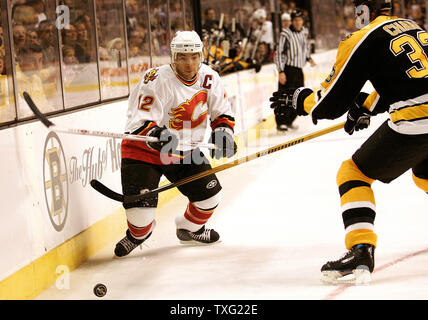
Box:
[276,124,288,132]
[320,244,374,285]
[114,229,152,257]
[177,225,220,245]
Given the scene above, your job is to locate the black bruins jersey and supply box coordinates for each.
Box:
[304,15,428,135]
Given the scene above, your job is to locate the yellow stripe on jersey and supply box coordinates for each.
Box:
[345,229,378,250]
[336,159,374,186]
[390,104,428,123]
[303,92,316,115]
[340,187,376,207]
[362,91,380,112]
[337,159,376,207]
[412,173,428,193]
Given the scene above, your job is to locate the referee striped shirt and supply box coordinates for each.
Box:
[275,25,311,71]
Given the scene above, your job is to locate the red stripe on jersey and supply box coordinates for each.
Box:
[184,203,214,225]
[121,140,192,165]
[210,115,235,131]
[128,221,153,238]
[137,121,157,136]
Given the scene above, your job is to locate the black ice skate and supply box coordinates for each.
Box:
[176,225,220,244]
[114,229,152,257]
[277,124,288,132]
[320,244,374,285]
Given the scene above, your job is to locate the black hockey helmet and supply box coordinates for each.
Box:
[353,0,392,15]
[290,9,304,20]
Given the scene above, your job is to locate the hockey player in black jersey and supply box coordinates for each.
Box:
[270,0,428,284]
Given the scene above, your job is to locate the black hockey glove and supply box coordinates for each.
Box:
[147,126,179,153]
[344,93,371,135]
[269,87,313,117]
[209,126,237,159]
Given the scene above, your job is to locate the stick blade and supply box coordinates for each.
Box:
[23,91,54,128]
[90,179,124,202]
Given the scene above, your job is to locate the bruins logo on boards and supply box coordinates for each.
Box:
[43,131,68,231]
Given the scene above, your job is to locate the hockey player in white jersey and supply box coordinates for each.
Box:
[115,31,237,257]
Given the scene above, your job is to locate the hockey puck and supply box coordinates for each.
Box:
[93,283,107,297]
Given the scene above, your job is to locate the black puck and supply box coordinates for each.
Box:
[93,283,107,297]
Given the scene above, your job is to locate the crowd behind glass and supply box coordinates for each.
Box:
[0,0,426,127]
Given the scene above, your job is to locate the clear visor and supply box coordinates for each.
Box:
[172,51,203,64]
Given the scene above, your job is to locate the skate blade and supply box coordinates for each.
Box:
[321,267,371,285]
[179,239,222,246]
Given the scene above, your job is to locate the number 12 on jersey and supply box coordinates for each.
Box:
[138,95,154,111]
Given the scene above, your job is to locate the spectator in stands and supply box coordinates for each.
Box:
[107,37,125,64]
[281,12,291,30]
[254,41,270,65]
[288,1,297,13]
[62,45,79,65]
[409,1,425,29]
[0,51,5,75]
[125,0,139,31]
[12,4,38,26]
[38,20,56,66]
[62,23,78,46]
[203,8,219,32]
[75,21,92,63]
[62,23,86,63]
[0,26,4,56]
[27,0,47,28]
[280,1,289,14]
[252,8,274,61]
[392,1,404,17]
[13,23,27,54]
[26,28,40,46]
[169,1,182,22]
[128,28,149,57]
[16,43,51,117]
[17,43,43,74]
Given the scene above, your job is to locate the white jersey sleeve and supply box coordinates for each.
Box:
[204,66,235,130]
[125,68,168,133]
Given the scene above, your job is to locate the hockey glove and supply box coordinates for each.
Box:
[147,126,179,153]
[209,127,237,159]
[269,87,313,116]
[344,93,371,135]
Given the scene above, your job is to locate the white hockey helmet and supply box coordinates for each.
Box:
[281,13,291,21]
[253,8,267,21]
[170,31,203,62]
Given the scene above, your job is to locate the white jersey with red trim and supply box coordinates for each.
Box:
[125,63,234,152]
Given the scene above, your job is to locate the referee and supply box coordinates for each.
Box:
[274,9,315,131]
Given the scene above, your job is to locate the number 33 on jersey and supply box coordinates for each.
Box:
[304,16,428,135]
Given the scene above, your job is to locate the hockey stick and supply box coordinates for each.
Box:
[90,121,346,204]
[23,92,217,150]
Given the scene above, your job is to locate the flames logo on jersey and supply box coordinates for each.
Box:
[143,68,158,84]
[169,91,208,130]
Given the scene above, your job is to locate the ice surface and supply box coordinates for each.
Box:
[36,114,428,300]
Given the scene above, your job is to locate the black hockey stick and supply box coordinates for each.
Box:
[24,91,55,128]
[23,92,216,149]
[90,121,345,205]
